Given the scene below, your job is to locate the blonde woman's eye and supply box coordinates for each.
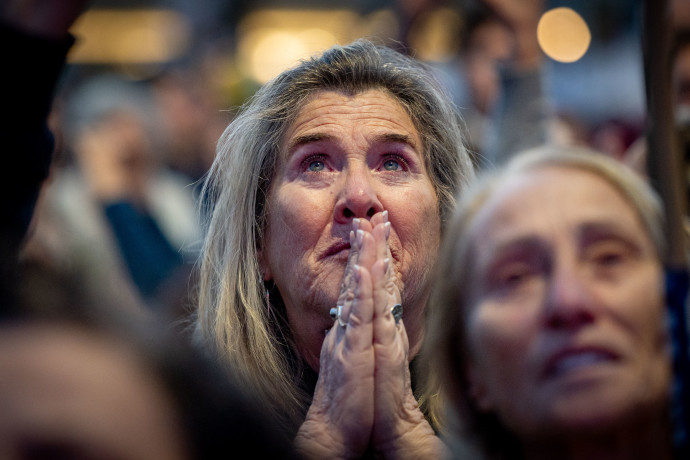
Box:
[308,160,325,172]
[383,159,399,171]
[301,154,327,172]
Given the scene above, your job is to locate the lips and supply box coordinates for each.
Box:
[543,346,620,379]
[322,240,351,259]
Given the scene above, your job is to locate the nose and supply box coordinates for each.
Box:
[543,260,597,330]
[333,162,384,223]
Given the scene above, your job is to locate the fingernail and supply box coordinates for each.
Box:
[349,230,355,247]
[382,210,388,222]
[354,264,361,281]
[356,229,363,246]
[353,218,360,231]
[384,221,390,239]
[383,257,390,272]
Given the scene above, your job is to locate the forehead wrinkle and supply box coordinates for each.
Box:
[283,90,420,152]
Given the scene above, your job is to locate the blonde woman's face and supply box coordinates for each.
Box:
[464,166,669,439]
[260,90,440,371]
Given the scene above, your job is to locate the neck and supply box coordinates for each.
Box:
[522,410,673,460]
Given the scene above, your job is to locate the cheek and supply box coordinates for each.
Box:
[391,187,440,253]
[267,188,330,250]
[467,302,540,385]
[623,267,667,351]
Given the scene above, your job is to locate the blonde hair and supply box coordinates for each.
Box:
[195,39,474,436]
[426,145,665,458]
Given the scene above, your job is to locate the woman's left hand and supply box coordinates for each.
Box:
[362,215,449,459]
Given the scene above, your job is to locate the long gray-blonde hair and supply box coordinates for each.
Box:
[196,39,474,436]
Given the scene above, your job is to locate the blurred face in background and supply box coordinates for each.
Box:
[0,323,188,460]
[462,166,669,440]
[464,18,512,115]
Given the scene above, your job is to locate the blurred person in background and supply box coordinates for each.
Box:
[23,74,202,319]
[1,5,299,459]
[428,146,676,459]
[152,65,228,184]
[0,257,298,460]
[445,0,551,167]
[0,0,86,311]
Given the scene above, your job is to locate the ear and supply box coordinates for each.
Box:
[257,248,272,281]
[466,362,494,412]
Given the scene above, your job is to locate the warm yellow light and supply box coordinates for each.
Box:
[68,9,191,64]
[407,7,462,62]
[248,31,309,83]
[243,28,338,84]
[236,9,359,83]
[537,7,591,63]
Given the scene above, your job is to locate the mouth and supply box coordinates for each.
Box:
[543,346,620,380]
[322,240,351,259]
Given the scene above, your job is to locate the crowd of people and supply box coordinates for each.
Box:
[2,0,689,459]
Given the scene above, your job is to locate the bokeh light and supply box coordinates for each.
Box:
[68,9,191,64]
[236,9,358,83]
[537,7,591,63]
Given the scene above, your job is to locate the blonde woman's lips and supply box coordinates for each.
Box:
[322,240,350,259]
[543,345,620,380]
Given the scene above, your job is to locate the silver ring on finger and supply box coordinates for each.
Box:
[391,303,403,324]
[329,305,347,327]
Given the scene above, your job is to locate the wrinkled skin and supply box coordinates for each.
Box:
[261,90,446,458]
[295,213,443,459]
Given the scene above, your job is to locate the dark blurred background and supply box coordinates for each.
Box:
[64,0,644,125]
[22,0,682,321]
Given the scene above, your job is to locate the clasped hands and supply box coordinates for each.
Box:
[295,211,445,460]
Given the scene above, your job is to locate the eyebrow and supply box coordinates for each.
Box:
[490,236,547,261]
[480,235,547,272]
[488,221,636,258]
[286,132,419,157]
[483,220,644,271]
[577,220,643,250]
[374,133,418,150]
[287,133,333,156]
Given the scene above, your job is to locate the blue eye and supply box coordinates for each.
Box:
[383,159,400,171]
[308,160,325,172]
[301,154,327,172]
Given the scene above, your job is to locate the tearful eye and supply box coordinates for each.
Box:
[383,159,401,171]
[307,160,325,172]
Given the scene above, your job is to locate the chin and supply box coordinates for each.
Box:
[547,384,661,433]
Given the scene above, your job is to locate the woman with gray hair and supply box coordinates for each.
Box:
[195,39,474,458]
[428,146,675,459]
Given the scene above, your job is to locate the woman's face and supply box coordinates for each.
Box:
[261,89,440,371]
[464,166,669,440]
